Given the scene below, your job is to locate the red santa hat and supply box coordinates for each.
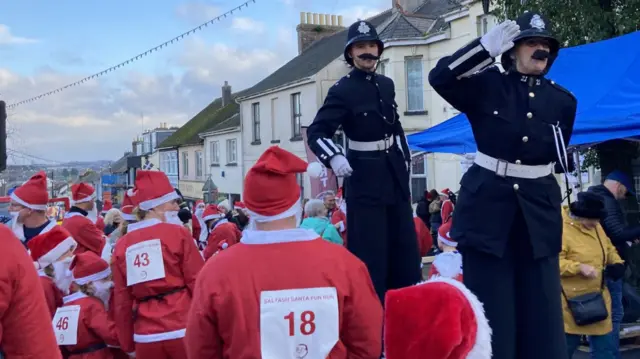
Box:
[71,183,96,204]
[70,251,111,285]
[28,226,77,268]
[385,276,492,359]
[438,221,457,247]
[127,170,180,211]
[440,188,452,197]
[101,199,113,214]
[10,171,49,210]
[243,146,321,222]
[120,191,137,222]
[202,204,225,222]
[195,200,205,209]
[234,201,246,210]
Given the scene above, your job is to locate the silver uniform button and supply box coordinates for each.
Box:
[529,92,535,98]
[522,136,529,142]
[364,112,368,116]
[347,74,350,78]
[493,110,499,115]
[513,184,520,190]
[515,160,522,165]
[527,112,533,119]
[383,116,387,119]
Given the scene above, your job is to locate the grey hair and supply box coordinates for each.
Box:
[322,191,336,199]
[304,199,327,218]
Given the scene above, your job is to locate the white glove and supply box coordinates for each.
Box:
[479,20,520,58]
[330,155,353,177]
[127,353,136,358]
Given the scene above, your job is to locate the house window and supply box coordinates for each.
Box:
[377,60,389,76]
[226,139,237,164]
[195,151,203,178]
[252,102,260,142]
[182,152,189,176]
[210,141,220,165]
[477,15,495,36]
[291,93,302,138]
[405,57,424,112]
[410,153,428,203]
[160,151,178,176]
[271,97,278,141]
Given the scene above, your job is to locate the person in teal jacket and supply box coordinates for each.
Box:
[300,199,343,245]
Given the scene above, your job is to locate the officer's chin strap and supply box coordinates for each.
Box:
[551,122,572,205]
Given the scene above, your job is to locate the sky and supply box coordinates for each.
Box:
[0,0,390,164]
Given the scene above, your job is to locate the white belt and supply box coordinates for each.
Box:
[474,151,553,179]
[348,138,395,152]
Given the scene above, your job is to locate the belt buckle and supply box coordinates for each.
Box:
[495,159,508,177]
[383,137,390,151]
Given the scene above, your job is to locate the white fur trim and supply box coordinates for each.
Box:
[126,218,162,233]
[432,252,462,279]
[133,328,186,343]
[203,213,225,222]
[138,191,180,211]
[426,276,492,359]
[10,192,47,211]
[240,228,319,245]
[64,211,84,219]
[73,267,111,285]
[212,218,228,230]
[438,233,457,247]
[37,236,77,267]
[63,291,88,304]
[245,201,302,223]
[122,212,137,221]
[73,192,96,204]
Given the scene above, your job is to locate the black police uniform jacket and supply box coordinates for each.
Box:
[307,68,411,205]
[429,38,578,259]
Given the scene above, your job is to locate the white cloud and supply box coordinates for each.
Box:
[231,17,266,33]
[338,5,387,26]
[0,24,38,45]
[175,2,221,24]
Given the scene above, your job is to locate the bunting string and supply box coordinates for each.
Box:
[6,0,257,110]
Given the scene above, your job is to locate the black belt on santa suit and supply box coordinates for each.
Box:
[66,343,108,355]
[132,286,187,321]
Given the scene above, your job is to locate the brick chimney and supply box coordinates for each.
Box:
[296,12,345,54]
[221,81,232,106]
[393,0,423,13]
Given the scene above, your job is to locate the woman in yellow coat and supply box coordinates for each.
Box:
[560,191,625,358]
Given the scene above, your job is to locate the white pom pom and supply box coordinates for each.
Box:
[127,188,136,197]
[307,162,323,178]
[221,242,229,249]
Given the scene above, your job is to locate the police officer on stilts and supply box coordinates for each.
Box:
[429,12,577,359]
[307,20,422,302]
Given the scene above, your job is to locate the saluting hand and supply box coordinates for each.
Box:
[330,155,353,177]
[480,20,521,58]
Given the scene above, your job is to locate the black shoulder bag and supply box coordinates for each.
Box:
[561,231,609,326]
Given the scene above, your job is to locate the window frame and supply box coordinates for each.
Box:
[251,102,260,143]
[291,93,302,139]
[404,56,424,112]
[195,150,203,178]
[210,141,220,165]
[181,152,189,177]
[226,138,237,164]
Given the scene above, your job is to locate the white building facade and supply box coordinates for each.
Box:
[200,114,243,199]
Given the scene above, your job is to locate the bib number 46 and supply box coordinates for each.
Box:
[284,310,316,336]
[56,317,69,330]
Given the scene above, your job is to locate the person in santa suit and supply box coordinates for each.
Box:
[8,170,58,247]
[439,188,455,224]
[96,200,113,233]
[0,225,63,358]
[55,252,119,358]
[201,204,242,260]
[191,200,207,249]
[117,191,138,238]
[384,276,492,359]
[232,201,250,231]
[27,226,78,317]
[185,146,383,359]
[330,188,347,247]
[111,170,204,359]
[413,211,432,258]
[63,183,111,262]
[427,221,463,282]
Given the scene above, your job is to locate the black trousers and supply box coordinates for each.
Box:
[346,197,422,303]
[461,209,568,359]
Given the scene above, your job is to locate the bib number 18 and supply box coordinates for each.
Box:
[284,310,316,336]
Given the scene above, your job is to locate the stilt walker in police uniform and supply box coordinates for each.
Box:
[307,20,422,302]
[429,12,577,359]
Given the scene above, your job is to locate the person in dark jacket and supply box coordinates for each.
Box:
[588,170,640,357]
[415,190,433,227]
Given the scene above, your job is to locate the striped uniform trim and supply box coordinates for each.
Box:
[447,38,495,79]
[315,138,343,161]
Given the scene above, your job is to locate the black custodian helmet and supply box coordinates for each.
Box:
[501,12,560,72]
[344,20,384,66]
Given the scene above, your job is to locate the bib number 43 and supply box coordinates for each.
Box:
[133,252,150,267]
[284,311,316,336]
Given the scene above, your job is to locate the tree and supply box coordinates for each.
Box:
[492,0,640,285]
[62,168,69,178]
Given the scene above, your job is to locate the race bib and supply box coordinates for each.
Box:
[260,287,339,359]
[52,305,81,345]
[125,239,166,286]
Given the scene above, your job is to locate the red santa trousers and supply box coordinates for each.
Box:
[135,339,186,359]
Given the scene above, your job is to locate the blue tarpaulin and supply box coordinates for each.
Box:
[408,30,640,154]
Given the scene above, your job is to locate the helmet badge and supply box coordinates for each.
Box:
[357,21,370,34]
[530,14,546,30]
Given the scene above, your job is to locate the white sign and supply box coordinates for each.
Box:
[126,239,166,286]
[52,305,81,345]
[260,287,339,359]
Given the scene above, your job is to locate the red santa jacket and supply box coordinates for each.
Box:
[38,272,63,318]
[95,216,106,233]
[111,218,204,352]
[107,291,130,359]
[203,220,242,260]
[427,251,463,282]
[185,228,383,359]
[63,213,109,259]
[440,199,454,224]
[330,209,347,247]
[0,226,62,358]
[413,215,432,257]
[57,291,119,358]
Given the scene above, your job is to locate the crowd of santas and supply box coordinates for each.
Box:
[0,146,491,359]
